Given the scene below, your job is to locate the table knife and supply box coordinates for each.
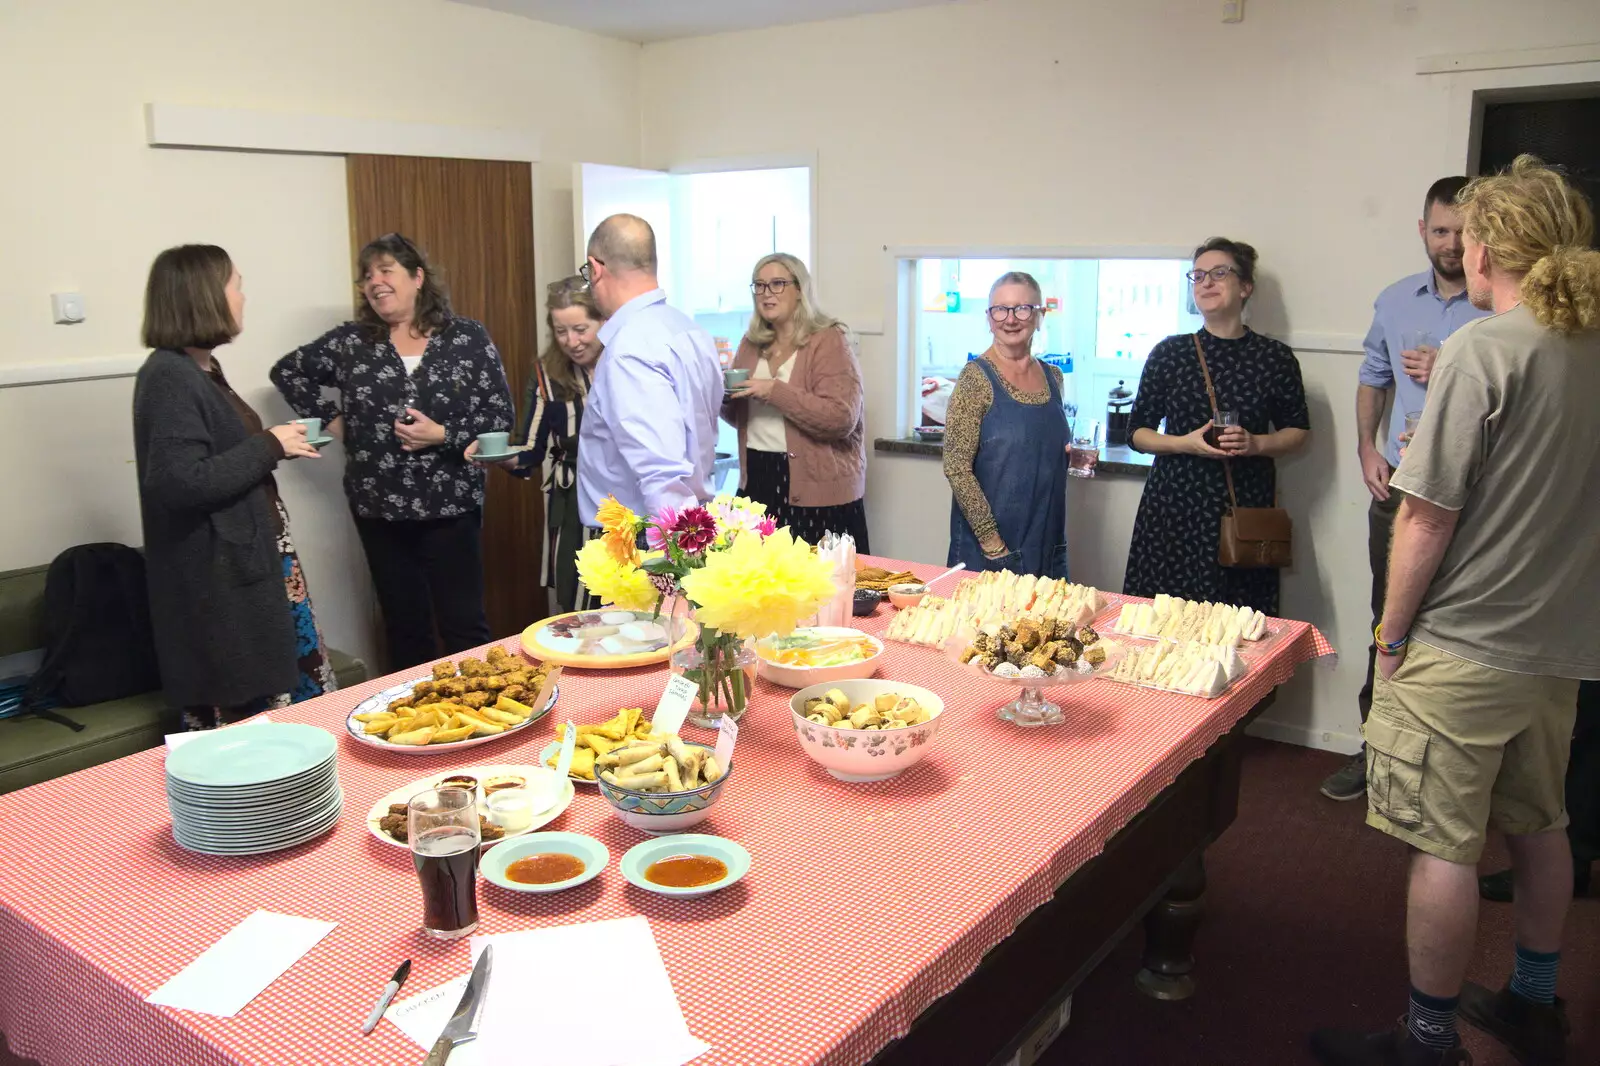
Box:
[422,944,493,1066]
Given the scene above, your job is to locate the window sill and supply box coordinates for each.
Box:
[873,437,1154,478]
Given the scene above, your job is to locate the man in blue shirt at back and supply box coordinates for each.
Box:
[1319,177,1488,803]
[577,214,724,526]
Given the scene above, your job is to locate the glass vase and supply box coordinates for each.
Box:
[670,625,757,728]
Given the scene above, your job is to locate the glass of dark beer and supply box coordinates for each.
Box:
[408,788,481,940]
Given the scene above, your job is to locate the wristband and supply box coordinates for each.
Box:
[1374,622,1409,655]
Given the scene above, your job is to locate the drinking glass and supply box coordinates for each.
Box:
[1403,410,1422,438]
[1401,330,1438,378]
[408,788,481,940]
[1206,409,1238,449]
[1068,431,1099,479]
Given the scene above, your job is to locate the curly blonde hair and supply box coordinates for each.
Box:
[1456,155,1600,333]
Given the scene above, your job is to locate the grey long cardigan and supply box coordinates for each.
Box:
[132,350,297,708]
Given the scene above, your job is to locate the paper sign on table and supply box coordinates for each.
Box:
[145,910,335,1017]
[713,714,738,769]
[553,721,577,780]
[652,673,698,737]
[164,715,274,752]
[387,974,485,1065]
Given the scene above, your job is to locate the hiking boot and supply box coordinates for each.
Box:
[1479,868,1514,902]
[1458,982,1569,1065]
[1310,1018,1472,1065]
[1478,859,1593,903]
[1320,751,1367,801]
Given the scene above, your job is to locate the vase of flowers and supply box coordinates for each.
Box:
[669,626,758,727]
[575,494,836,728]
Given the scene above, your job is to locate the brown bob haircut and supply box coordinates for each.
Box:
[141,244,238,350]
[354,232,453,341]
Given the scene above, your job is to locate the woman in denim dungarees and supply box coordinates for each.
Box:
[942,271,1069,578]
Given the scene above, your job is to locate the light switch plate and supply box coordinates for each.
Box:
[51,292,86,324]
[1222,0,1245,22]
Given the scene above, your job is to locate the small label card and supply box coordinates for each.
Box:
[652,674,698,736]
[553,722,577,780]
[713,714,738,769]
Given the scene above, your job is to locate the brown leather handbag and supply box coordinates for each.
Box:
[1193,334,1292,569]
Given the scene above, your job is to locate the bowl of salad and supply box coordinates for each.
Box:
[755,627,884,689]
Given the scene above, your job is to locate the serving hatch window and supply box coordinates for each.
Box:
[912,256,1202,431]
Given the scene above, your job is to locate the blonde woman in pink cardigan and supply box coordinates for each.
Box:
[722,253,869,549]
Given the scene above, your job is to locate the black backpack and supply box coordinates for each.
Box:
[21,544,162,728]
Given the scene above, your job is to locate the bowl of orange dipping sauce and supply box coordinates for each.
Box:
[480,832,609,894]
[620,834,751,898]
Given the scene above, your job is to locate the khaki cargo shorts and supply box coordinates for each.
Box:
[1365,640,1578,864]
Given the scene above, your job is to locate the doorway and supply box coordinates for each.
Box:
[574,162,815,495]
[1477,89,1600,248]
[347,154,543,640]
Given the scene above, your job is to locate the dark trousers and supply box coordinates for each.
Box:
[354,510,491,674]
[1358,491,1403,729]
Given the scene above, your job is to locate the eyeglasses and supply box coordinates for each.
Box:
[751,279,794,295]
[578,257,604,286]
[1185,266,1239,284]
[987,304,1042,322]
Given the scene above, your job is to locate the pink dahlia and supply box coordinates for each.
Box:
[755,516,777,538]
[645,505,681,552]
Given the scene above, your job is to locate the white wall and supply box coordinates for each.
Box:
[638,0,1600,750]
[0,0,642,669]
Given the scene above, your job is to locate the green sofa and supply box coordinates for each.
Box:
[0,563,367,795]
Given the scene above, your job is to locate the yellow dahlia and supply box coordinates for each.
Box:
[680,527,835,640]
[575,539,658,611]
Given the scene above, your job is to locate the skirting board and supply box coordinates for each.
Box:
[1247,715,1362,756]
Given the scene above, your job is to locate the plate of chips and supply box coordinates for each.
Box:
[538,707,658,784]
[345,646,560,753]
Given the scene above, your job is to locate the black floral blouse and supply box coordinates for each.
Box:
[270,317,514,521]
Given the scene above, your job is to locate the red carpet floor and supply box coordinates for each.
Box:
[4,739,1593,1066]
[1044,737,1598,1066]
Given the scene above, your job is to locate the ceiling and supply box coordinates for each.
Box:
[449,0,963,44]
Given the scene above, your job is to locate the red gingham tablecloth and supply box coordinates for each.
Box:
[0,558,1334,1066]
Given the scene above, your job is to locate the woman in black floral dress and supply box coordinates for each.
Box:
[272,234,513,671]
[1124,238,1310,615]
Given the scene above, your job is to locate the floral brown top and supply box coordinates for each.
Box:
[941,356,1064,543]
[270,316,513,521]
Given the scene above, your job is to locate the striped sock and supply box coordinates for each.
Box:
[1509,943,1560,1005]
[1407,986,1459,1052]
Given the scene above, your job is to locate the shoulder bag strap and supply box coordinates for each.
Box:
[1192,333,1239,512]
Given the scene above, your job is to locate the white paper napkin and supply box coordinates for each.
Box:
[145,910,336,1017]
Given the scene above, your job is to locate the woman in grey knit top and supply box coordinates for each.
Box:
[131,245,336,729]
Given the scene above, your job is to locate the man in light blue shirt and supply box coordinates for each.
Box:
[577,214,724,524]
[1319,177,1489,803]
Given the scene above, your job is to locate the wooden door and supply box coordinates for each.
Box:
[346,155,543,640]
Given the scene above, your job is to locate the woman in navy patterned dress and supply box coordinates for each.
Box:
[1123,238,1310,615]
[272,234,514,671]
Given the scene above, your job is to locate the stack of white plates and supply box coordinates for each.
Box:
[165,723,342,856]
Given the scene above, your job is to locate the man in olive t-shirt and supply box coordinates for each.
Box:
[1312,157,1600,1066]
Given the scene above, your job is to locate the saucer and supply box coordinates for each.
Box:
[474,451,516,462]
[307,436,334,448]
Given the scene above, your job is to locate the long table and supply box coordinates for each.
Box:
[0,559,1332,1066]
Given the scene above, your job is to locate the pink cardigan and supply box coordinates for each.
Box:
[722,326,867,508]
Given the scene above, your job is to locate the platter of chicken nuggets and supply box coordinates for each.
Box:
[345,645,561,753]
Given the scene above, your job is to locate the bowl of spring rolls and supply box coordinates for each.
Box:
[788,679,946,782]
[594,735,733,835]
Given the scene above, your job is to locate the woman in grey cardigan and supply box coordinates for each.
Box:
[132,245,334,729]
